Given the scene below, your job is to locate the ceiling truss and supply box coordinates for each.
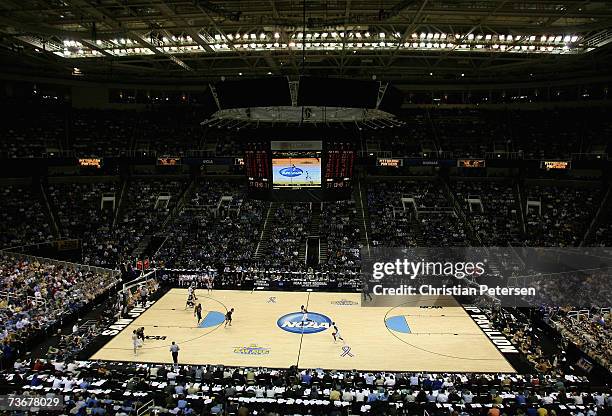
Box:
[0,0,611,82]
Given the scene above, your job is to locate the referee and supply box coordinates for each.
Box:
[169,341,180,365]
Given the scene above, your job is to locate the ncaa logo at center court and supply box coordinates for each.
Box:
[279,166,304,177]
[277,312,332,334]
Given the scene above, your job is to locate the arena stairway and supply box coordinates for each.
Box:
[163,178,195,228]
[441,179,503,276]
[425,108,442,152]
[581,182,612,246]
[113,178,128,228]
[503,182,524,245]
[318,204,328,264]
[318,238,328,264]
[131,235,152,259]
[305,236,320,267]
[303,203,322,266]
[39,180,61,238]
[353,176,372,258]
[412,218,427,247]
[144,234,168,259]
[515,182,527,235]
[441,178,485,247]
[253,202,275,260]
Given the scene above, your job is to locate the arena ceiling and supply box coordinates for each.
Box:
[1,0,612,83]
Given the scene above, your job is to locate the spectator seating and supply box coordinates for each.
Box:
[431,109,506,158]
[157,180,266,269]
[47,181,117,240]
[595,222,612,247]
[264,204,311,270]
[509,108,611,159]
[0,184,53,248]
[320,201,361,272]
[69,108,202,157]
[0,254,118,363]
[70,110,137,157]
[0,101,65,158]
[547,307,611,372]
[1,103,610,159]
[45,178,189,268]
[115,177,189,263]
[524,184,602,246]
[0,358,603,416]
[368,180,468,247]
[453,181,522,245]
[133,109,202,156]
[47,181,121,268]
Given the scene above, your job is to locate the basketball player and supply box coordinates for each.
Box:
[136,327,145,344]
[300,305,310,323]
[132,330,139,355]
[206,275,213,294]
[224,308,234,327]
[332,322,344,343]
[194,303,203,325]
[185,292,195,309]
[188,282,197,301]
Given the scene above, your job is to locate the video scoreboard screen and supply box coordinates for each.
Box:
[271,141,322,189]
[245,139,355,199]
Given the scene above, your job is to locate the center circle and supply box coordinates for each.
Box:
[277,311,332,334]
[279,166,304,177]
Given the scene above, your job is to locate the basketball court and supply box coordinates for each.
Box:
[90,289,515,373]
[271,157,322,188]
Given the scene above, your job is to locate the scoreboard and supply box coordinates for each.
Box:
[325,149,355,178]
[324,142,355,189]
[245,148,270,189]
[245,139,355,200]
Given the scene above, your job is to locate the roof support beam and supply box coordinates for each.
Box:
[68,0,193,71]
[386,0,429,67]
[155,1,214,54]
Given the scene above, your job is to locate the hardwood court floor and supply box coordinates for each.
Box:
[90,289,515,373]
